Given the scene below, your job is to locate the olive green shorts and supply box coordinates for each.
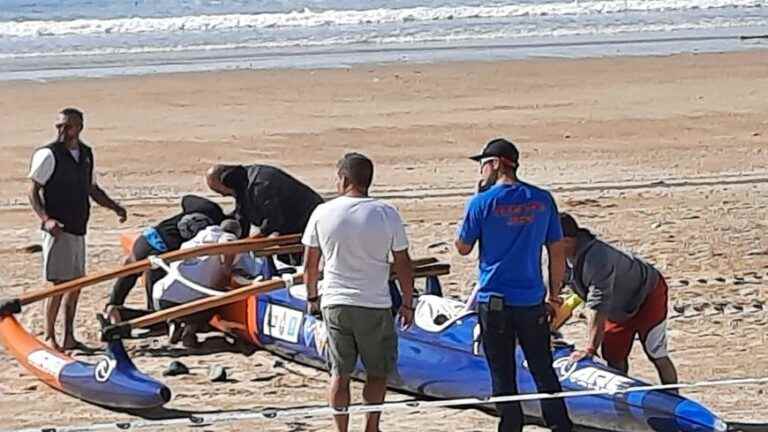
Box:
[322,305,397,378]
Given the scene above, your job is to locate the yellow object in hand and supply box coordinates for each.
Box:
[551,294,584,330]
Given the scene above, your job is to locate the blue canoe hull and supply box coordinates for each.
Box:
[252,288,725,432]
[0,315,170,410]
[58,341,171,409]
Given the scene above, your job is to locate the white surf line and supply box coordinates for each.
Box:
[13,376,768,432]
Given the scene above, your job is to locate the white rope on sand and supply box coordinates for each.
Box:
[11,376,768,432]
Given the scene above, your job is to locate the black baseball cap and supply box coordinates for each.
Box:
[469,138,520,163]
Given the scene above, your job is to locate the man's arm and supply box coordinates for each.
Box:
[584,307,607,354]
[90,183,127,222]
[28,181,47,222]
[303,246,322,313]
[455,196,480,256]
[29,181,64,236]
[546,240,567,302]
[570,262,615,363]
[259,198,285,236]
[392,249,415,328]
[455,239,474,256]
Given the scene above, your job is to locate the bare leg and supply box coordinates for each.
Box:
[329,374,351,432]
[651,356,678,385]
[363,375,387,432]
[45,292,63,351]
[61,288,81,350]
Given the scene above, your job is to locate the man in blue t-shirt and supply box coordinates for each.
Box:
[455,138,572,432]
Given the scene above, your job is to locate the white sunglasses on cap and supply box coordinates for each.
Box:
[479,157,499,169]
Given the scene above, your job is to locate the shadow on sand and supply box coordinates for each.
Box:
[130,334,258,358]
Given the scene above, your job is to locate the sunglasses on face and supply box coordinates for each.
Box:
[479,157,498,171]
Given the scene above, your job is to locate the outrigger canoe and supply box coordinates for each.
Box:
[0,234,740,431]
[0,315,170,409]
[213,260,728,432]
[0,235,300,410]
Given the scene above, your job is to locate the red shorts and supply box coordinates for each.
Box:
[601,276,669,366]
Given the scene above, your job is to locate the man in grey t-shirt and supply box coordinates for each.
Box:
[560,213,677,385]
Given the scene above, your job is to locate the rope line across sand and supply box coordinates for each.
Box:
[10,376,768,432]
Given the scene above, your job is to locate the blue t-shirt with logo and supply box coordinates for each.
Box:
[457,182,563,306]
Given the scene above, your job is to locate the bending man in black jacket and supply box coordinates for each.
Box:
[206,164,323,264]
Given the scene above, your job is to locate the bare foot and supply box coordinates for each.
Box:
[62,338,92,352]
[45,335,63,352]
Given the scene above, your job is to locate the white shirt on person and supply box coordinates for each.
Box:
[152,225,239,308]
[302,196,409,309]
[28,147,85,185]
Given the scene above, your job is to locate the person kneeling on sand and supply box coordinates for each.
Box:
[105,219,250,348]
[108,194,225,310]
[560,213,678,385]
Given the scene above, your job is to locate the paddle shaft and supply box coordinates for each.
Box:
[114,274,305,332]
[19,234,301,306]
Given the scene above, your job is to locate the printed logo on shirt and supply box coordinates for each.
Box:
[493,201,546,226]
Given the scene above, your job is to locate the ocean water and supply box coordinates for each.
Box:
[0,0,766,79]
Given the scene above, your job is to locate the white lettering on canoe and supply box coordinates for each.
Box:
[551,358,634,393]
[263,304,303,344]
[522,357,635,394]
[27,350,68,378]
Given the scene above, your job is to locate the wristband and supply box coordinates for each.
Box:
[585,347,597,356]
[307,296,319,303]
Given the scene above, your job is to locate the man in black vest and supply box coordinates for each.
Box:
[28,108,127,352]
[205,163,324,264]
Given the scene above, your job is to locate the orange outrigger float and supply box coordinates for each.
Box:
[0,235,303,409]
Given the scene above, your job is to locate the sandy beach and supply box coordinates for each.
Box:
[1,50,768,431]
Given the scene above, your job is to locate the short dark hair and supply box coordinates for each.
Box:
[60,108,84,124]
[559,212,580,238]
[337,152,374,192]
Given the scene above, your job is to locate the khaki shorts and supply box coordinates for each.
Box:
[322,305,397,378]
[42,231,85,282]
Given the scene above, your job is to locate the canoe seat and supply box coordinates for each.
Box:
[415,295,467,333]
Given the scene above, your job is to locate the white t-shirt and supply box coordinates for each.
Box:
[302,196,409,309]
[28,147,83,185]
[152,225,239,308]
